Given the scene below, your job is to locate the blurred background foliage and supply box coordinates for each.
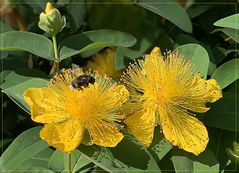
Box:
[0,0,238,172]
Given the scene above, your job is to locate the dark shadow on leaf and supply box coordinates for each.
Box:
[109,133,151,169]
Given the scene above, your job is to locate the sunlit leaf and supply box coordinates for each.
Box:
[1,69,49,90]
[0,31,54,60]
[48,149,91,172]
[59,30,137,60]
[0,127,49,171]
[214,13,239,30]
[175,43,209,78]
[136,0,192,33]
[211,59,239,89]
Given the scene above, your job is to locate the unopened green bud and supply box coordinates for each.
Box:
[38,2,66,35]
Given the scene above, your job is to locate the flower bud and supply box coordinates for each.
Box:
[38,2,66,35]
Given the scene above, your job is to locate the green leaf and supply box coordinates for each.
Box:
[171,153,193,173]
[205,92,239,132]
[214,13,239,30]
[19,167,55,173]
[48,149,91,173]
[78,132,161,172]
[0,70,11,85]
[193,150,220,173]
[115,28,171,70]
[0,126,49,171]
[59,30,137,60]
[2,78,48,113]
[136,0,192,33]
[48,150,65,171]
[211,59,239,89]
[187,4,214,19]
[175,43,209,78]
[0,31,53,60]
[0,52,29,71]
[208,128,235,172]
[1,69,49,90]
[221,27,239,43]
[66,0,86,32]
[211,47,227,65]
[171,149,219,173]
[13,148,54,172]
[148,127,173,161]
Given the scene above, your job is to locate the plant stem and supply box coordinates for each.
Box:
[50,34,60,75]
[66,153,72,173]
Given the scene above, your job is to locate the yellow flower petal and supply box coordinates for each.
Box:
[173,75,223,113]
[124,101,156,147]
[104,84,129,110]
[192,76,222,103]
[87,48,122,80]
[85,119,123,147]
[23,88,70,123]
[45,2,54,14]
[40,119,84,153]
[159,107,208,155]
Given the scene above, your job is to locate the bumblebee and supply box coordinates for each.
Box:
[71,75,95,90]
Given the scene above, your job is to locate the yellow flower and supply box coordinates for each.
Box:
[24,68,129,153]
[121,47,222,155]
[87,48,122,80]
[45,2,54,15]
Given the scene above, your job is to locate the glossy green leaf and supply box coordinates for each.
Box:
[148,127,173,162]
[214,13,239,30]
[2,78,48,113]
[12,148,54,172]
[136,0,192,33]
[205,92,239,132]
[0,126,49,171]
[59,30,137,60]
[48,149,91,173]
[78,132,161,172]
[1,69,49,90]
[0,31,53,60]
[175,43,209,78]
[211,59,239,89]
